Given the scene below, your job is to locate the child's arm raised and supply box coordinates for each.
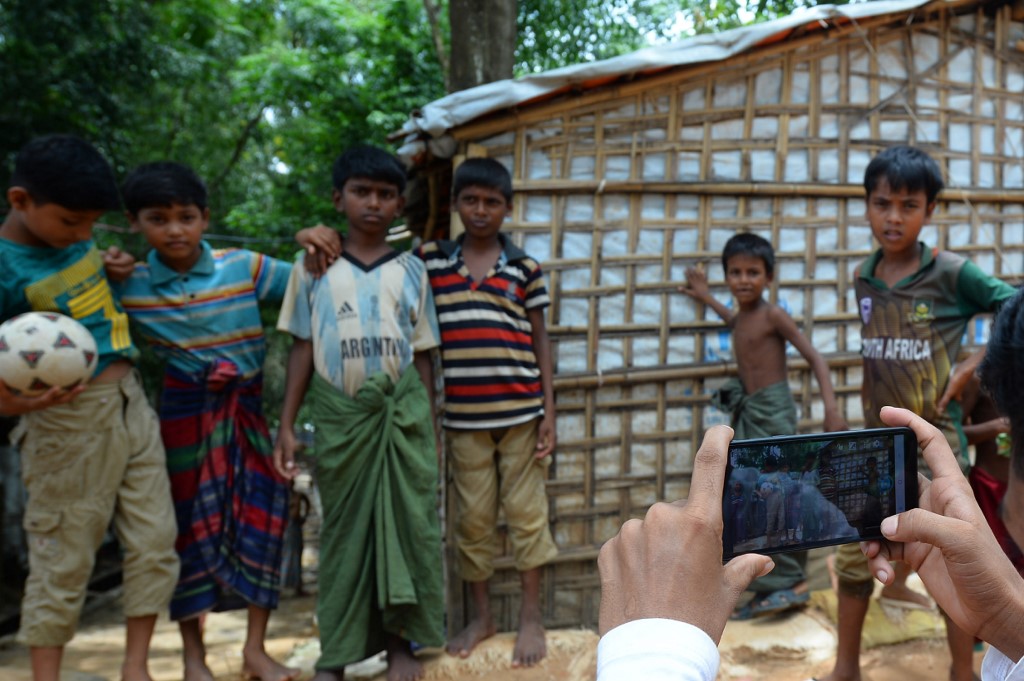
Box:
[273,337,314,480]
[769,305,849,432]
[528,306,557,459]
[678,266,734,327]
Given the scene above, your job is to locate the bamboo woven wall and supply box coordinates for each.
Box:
[441,1,1024,632]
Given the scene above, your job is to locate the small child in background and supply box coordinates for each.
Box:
[961,373,1023,572]
[679,232,847,619]
[281,480,311,596]
[114,161,333,681]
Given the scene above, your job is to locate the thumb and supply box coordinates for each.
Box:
[881,509,966,549]
[723,554,775,595]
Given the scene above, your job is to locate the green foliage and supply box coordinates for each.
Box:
[517,0,679,73]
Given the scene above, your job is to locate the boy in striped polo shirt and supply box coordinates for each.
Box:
[417,157,558,667]
[114,162,335,681]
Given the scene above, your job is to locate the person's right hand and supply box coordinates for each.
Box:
[297,224,342,277]
[677,265,711,302]
[272,427,300,480]
[862,406,1024,662]
[598,424,775,643]
[103,245,136,283]
[0,379,85,416]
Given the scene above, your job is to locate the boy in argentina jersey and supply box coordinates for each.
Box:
[273,145,443,681]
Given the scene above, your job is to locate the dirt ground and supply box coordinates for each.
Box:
[0,512,986,680]
[0,582,986,681]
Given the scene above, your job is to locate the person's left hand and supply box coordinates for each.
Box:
[862,406,1024,662]
[598,425,775,642]
[535,413,556,459]
[103,245,136,283]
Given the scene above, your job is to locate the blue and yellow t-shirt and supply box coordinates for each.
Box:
[0,239,137,373]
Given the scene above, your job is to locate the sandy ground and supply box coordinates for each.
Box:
[0,578,986,681]
[0,512,986,681]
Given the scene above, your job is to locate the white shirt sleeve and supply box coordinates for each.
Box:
[597,618,720,681]
[982,645,1024,680]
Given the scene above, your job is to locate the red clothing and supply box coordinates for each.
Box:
[969,465,1024,574]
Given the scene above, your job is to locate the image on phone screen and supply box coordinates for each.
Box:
[722,427,917,560]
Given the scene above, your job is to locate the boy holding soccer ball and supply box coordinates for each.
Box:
[0,135,179,681]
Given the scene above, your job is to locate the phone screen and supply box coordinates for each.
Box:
[722,427,918,560]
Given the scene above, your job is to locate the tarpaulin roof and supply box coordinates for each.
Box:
[396,0,940,152]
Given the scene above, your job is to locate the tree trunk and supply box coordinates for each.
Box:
[447,0,516,93]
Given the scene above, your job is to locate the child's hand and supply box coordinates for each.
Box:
[273,428,300,480]
[296,224,342,277]
[0,379,85,416]
[103,245,136,283]
[678,265,711,301]
[535,414,557,459]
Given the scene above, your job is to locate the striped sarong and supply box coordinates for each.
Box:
[160,359,289,621]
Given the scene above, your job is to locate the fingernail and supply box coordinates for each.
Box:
[761,559,775,576]
[881,516,897,536]
[876,570,888,582]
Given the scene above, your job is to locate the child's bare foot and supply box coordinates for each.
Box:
[512,607,547,667]
[880,581,933,609]
[445,617,496,658]
[387,640,423,681]
[121,665,155,681]
[181,659,215,681]
[242,645,301,681]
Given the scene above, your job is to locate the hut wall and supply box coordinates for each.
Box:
[444,3,1024,632]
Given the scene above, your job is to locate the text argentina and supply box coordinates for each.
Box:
[339,336,409,360]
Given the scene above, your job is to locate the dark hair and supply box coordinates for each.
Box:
[721,233,775,277]
[331,144,406,194]
[453,158,513,202]
[121,161,207,215]
[10,134,120,211]
[979,287,1024,480]
[863,145,944,204]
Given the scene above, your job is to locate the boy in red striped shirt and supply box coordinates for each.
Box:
[415,158,558,667]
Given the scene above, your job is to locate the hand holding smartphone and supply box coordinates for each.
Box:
[722,427,918,560]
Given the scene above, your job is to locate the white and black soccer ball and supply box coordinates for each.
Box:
[0,312,99,396]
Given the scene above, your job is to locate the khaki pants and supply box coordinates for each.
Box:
[448,419,558,581]
[14,371,179,647]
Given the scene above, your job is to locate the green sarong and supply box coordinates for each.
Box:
[309,365,444,670]
[712,378,797,439]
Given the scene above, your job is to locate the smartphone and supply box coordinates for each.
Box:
[722,427,918,560]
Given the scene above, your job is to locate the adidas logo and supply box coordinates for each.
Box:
[337,301,357,319]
